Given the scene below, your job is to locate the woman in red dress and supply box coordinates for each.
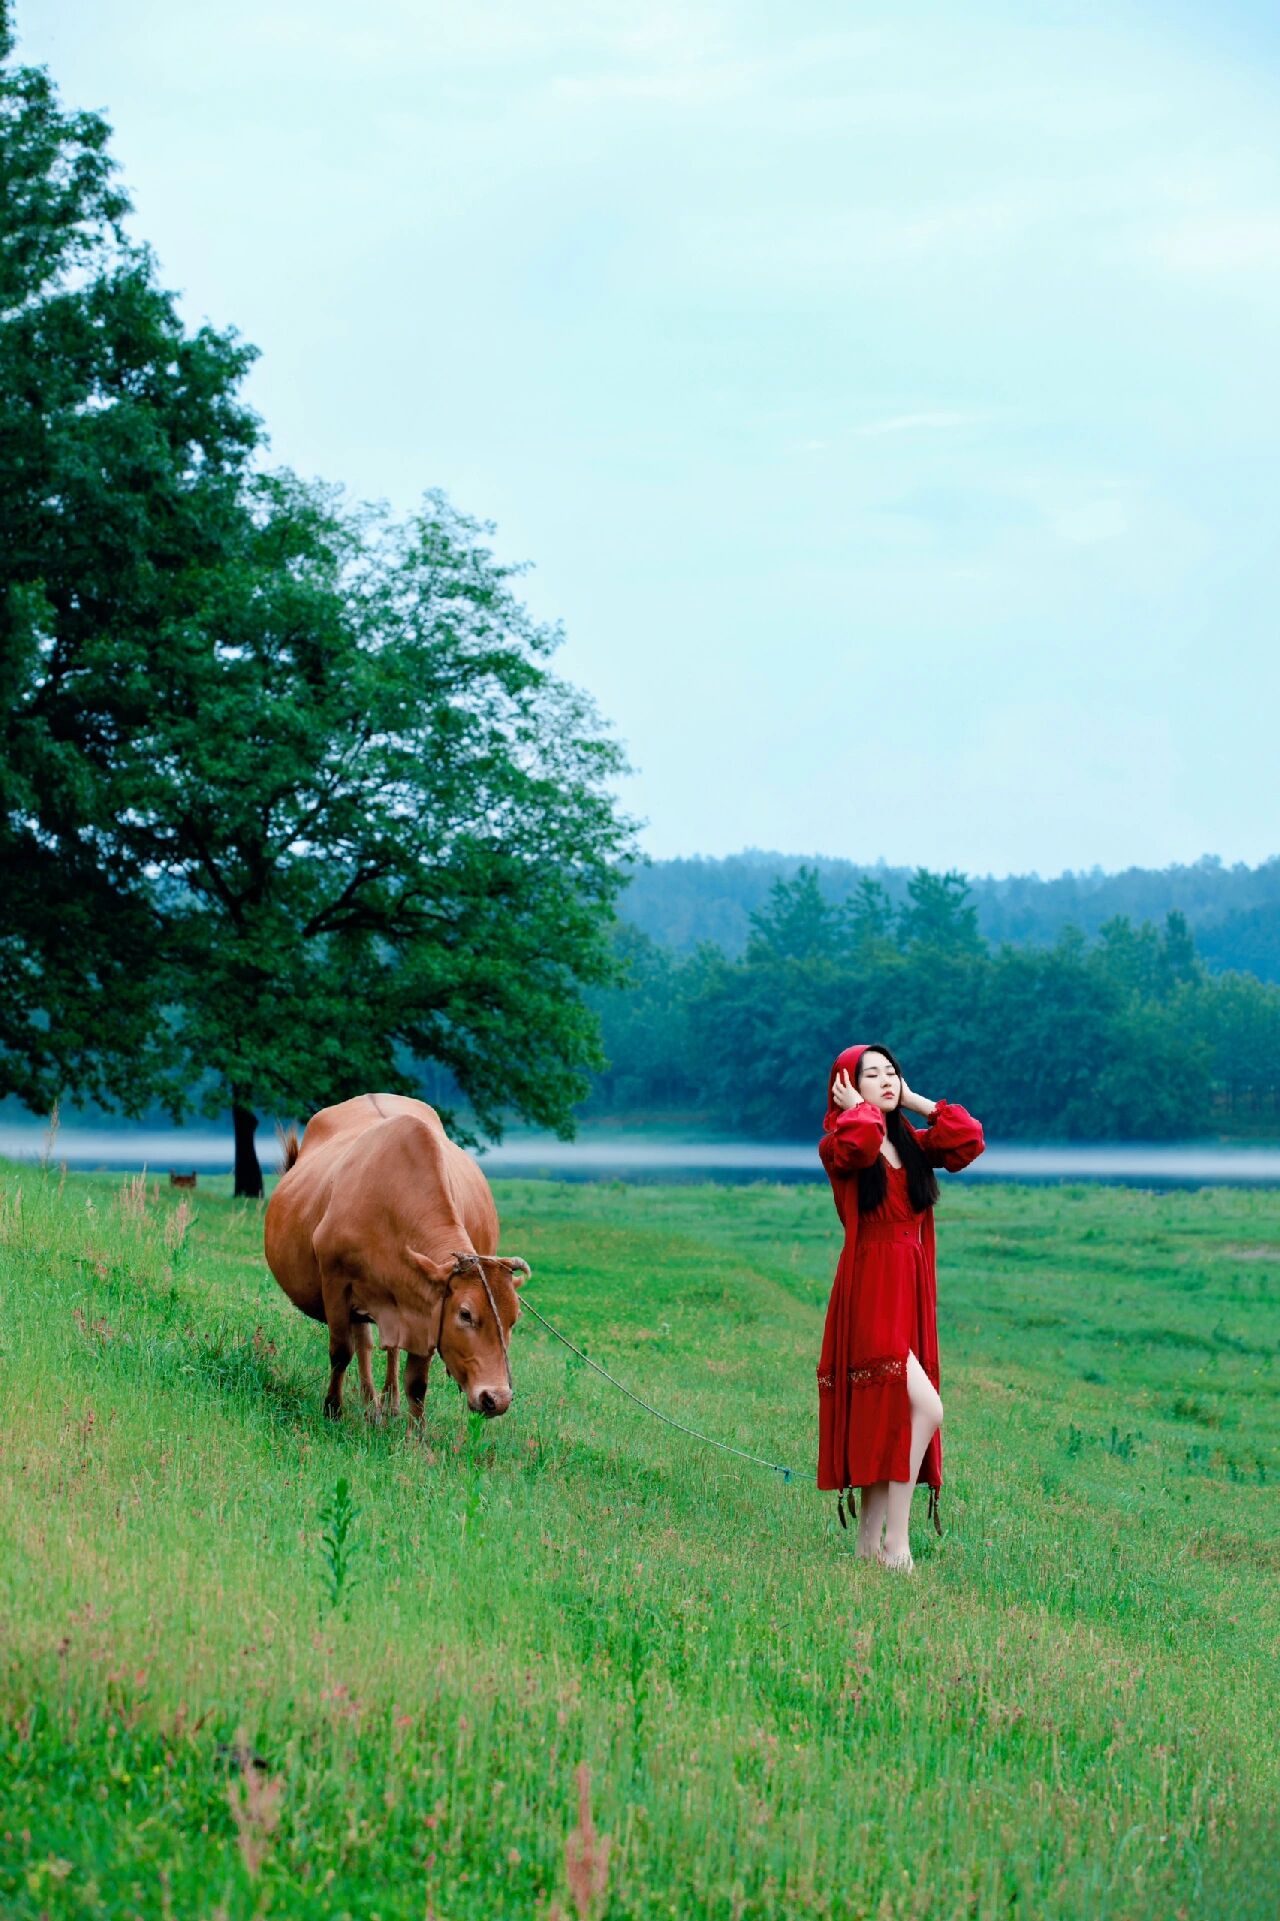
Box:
[816,1042,985,1571]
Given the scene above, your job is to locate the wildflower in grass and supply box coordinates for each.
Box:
[225,1735,284,1878]
[552,1762,610,1921]
[165,1196,196,1270]
[40,1101,60,1172]
[118,1169,150,1223]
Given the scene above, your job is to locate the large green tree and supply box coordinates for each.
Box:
[1,18,637,1192]
[0,5,260,1118]
[119,476,637,1193]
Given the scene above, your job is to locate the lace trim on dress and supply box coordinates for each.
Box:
[849,1355,907,1386]
[816,1355,907,1392]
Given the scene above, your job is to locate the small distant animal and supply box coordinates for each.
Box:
[169,1171,198,1189]
[263,1093,530,1424]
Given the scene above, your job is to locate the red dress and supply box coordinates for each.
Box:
[815,1052,985,1521]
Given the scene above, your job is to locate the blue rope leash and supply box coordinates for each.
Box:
[519,1293,797,1484]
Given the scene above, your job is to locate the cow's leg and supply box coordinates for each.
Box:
[404,1349,433,1432]
[354,1320,382,1420]
[383,1346,402,1419]
[318,1261,358,1421]
[324,1326,354,1420]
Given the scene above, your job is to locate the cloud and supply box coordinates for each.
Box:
[548,59,761,106]
[1149,214,1280,276]
[856,411,981,438]
[1050,498,1129,547]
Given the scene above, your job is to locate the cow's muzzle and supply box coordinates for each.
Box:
[472,1386,512,1418]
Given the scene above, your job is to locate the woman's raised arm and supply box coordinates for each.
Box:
[819,1100,887,1176]
[911,1099,985,1172]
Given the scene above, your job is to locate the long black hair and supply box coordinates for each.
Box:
[854,1042,941,1217]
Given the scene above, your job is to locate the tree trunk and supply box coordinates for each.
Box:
[232,1100,263,1199]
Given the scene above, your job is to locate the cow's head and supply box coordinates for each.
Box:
[407,1248,530,1417]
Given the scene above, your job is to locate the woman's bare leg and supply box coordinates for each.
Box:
[856,1482,889,1558]
[882,1353,944,1562]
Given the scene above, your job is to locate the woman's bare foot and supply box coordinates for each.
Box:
[876,1545,915,1574]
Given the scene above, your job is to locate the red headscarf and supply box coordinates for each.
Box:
[823,1043,874,1132]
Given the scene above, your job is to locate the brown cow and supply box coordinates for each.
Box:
[264,1093,529,1424]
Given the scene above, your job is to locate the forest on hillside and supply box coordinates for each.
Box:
[619,850,1280,980]
[586,867,1280,1141]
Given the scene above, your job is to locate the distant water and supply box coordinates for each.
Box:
[2,1122,1280,1187]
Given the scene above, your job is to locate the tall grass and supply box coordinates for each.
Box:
[0,1162,1276,1918]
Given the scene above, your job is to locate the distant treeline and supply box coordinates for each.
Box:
[586,868,1280,1140]
[619,851,1280,982]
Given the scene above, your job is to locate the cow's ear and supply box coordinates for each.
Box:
[407,1248,454,1285]
[504,1257,531,1289]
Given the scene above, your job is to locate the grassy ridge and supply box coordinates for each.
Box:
[0,1162,1276,1919]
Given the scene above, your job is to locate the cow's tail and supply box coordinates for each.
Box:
[276,1122,302,1173]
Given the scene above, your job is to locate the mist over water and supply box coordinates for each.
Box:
[3,1123,1278,1188]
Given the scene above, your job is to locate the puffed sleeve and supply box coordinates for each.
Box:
[912,1099,985,1172]
[818,1100,886,1177]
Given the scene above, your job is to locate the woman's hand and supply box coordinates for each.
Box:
[898,1075,936,1116]
[831,1067,866,1110]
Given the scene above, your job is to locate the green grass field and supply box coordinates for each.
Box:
[1,1161,1276,1920]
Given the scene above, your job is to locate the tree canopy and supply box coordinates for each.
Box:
[0,14,260,1121]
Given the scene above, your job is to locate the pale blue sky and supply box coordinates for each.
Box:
[20,2,1280,876]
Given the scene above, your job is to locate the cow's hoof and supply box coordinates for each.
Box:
[364,1401,386,1427]
[323,1400,343,1422]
